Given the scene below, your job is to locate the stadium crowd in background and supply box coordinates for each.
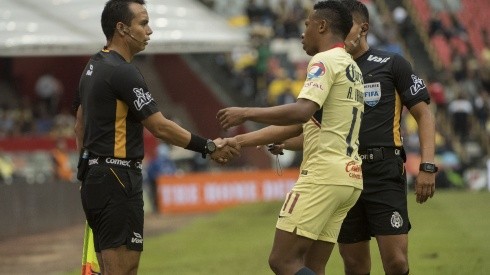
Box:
[0,0,488,189]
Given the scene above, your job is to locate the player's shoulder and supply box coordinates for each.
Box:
[366,48,407,63]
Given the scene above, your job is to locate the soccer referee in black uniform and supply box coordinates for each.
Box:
[73,0,239,274]
[336,1,436,275]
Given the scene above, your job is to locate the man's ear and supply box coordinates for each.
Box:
[116,22,126,36]
[360,22,369,36]
[319,19,328,33]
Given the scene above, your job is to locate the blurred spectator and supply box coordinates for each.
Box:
[0,106,15,137]
[479,30,490,92]
[16,97,34,135]
[51,138,73,182]
[267,67,292,106]
[428,11,451,39]
[392,5,410,38]
[273,0,306,39]
[35,73,63,116]
[245,0,275,27]
[33,104,54,135]
[276,86,296,105]
[0,150,14,185]
[146,143,177,212]
[51,108,76,137]
[427,76,447,112]
[448,92,473,142]
[473,90,489,129]
[448,12,468,41]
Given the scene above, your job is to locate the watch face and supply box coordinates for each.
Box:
[207,141,216,153]
[421,163,437,172]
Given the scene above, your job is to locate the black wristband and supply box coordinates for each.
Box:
[185,133,208,155]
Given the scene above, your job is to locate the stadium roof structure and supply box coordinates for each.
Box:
[0,0,248,57]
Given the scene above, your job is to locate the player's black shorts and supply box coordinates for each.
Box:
[338,155,411,244]
[81,164,144,252]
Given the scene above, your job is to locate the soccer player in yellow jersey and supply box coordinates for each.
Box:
[217,2,364,274]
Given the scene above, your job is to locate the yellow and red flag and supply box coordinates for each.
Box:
[81,222,100,275]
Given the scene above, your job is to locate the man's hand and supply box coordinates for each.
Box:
[257,143,284,155]
[210,137,241,164]
[216,107,248,130]
[414,171,436,203]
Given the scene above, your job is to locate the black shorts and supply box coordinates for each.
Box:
[81,165,144,252]
[338,156,411,244]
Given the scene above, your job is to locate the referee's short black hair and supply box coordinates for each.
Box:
[101,0,146,40]
[340,0,369,23]
[313,1,353,39]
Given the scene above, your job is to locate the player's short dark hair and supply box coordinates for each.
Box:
[101,0,146,40]
[313,1,353,39]
[340,0,369,23]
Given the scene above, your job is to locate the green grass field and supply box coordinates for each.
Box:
[68,190,490,274]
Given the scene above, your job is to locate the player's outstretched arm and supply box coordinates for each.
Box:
[234,125,303,148]
[217,99,319,130]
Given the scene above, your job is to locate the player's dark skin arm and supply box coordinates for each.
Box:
[409,101,436,204]
[217,99,319,130]
[265,134,305,154]
[235,125,303,148]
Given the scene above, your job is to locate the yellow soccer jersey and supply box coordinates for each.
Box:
[297,45,364,189]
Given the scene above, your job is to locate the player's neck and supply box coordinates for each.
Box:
[352,42,369,60]
[105,39,134,62]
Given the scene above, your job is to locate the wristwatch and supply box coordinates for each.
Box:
[419,162,438,173]
[202,139,216,158]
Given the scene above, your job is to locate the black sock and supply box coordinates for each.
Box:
[295,267,316,275]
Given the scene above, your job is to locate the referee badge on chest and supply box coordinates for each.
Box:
[364,82,381,107]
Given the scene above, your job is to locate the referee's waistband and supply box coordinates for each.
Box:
[358,147,403,163]
[88,155,142,171]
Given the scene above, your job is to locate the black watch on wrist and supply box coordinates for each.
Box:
[419,162,438,173]
[202,139,217,158]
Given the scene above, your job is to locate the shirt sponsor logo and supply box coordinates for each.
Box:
[88,158,99,165]
[131,232,143,244]
[364,82,381,107]
[345,161,362,179]
[307,62,326,79]
[86,64,93,76]
[345,64,363,84]
[409,74,426,95]
[367,55,390,63]
[304,81,324,91]
[133,87,153,111]
[106,158,131,167]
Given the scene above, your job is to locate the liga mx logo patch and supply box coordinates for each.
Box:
[391,211,403,228]
[307,62,326,79]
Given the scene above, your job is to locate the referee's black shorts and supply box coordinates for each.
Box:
[81,165,144,252]
[338,155,411,244]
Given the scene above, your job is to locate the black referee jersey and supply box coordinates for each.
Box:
[355,48,430,150]
[77,50,159,159]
